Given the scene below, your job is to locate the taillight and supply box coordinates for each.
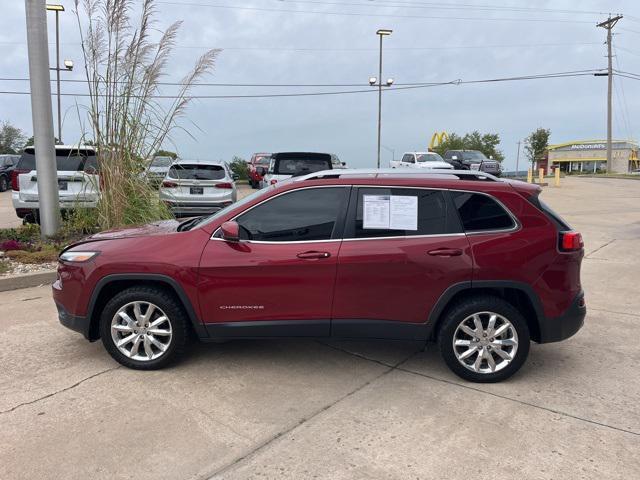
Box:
[270,179,277,185]
[11,169,29,191]
[161,180,178,188]
[215,182,233,189]
[560,231,583,252]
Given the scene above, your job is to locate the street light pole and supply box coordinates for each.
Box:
[46,4,65,143]
[375,29,392,169]
[55,9,61,143]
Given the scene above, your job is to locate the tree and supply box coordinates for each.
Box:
[155,149,178,160]
[0,121,27,154]
[525,128,551,167]
[229,156,249,180]
[432,130,504,162]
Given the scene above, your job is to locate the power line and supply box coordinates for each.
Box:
[0,69,605,88]
[0,70,604,99]
[156,1,596,23]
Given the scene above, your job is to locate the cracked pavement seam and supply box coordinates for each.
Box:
[0,366,121,415]
[322,342,640,438]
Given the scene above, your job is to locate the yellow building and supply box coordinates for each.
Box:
[548,140,639,174]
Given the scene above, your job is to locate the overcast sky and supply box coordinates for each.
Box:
[1,0,639,170]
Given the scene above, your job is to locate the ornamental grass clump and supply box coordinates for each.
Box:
[74,0,219,230]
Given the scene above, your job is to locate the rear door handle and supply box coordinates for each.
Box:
[428,248,463,257]
[297,251,331,259]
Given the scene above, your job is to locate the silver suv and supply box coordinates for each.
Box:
[159,160,237,217]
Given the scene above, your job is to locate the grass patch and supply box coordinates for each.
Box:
[5,248,59,264]
[0,261,10,275]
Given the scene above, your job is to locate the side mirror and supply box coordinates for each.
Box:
[451,155,458,160]
[341,162,346,167]
[258,167,266,176]
[220,221,240,243]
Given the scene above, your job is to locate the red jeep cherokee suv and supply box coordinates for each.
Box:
[53,170,585,382]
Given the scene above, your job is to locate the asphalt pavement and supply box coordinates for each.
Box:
[1,177,639,479]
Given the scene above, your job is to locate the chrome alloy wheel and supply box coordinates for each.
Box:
[111,301,172,361]
[453,311,519,374]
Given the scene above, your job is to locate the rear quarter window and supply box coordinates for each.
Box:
[451,191,515,232]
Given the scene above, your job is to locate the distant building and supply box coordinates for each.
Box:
[547,140,639,174]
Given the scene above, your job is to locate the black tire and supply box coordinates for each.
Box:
[100,286,189,370]
[437,295,530,383]
[0,175,8,192]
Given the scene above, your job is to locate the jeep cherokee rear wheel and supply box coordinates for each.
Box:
[438,296,530,383]
[100,286,189,370]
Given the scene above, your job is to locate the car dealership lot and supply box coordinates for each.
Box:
[1,177,639,479]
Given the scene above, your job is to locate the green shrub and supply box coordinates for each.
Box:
[0,224,41,243]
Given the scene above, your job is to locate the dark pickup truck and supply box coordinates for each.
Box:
[443,150,502,177]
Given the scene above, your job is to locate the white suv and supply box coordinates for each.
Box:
[391,152,453,170]
[12,145,99,222]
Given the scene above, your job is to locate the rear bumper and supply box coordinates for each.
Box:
[55,301,91,340]
[537,291,586,343]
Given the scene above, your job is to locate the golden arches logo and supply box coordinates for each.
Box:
[429,131,449,150]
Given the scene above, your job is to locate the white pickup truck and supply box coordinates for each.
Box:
[390,152,454,170]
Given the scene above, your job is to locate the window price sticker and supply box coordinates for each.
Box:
[363,195,418,230]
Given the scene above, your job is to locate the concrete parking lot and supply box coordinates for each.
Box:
[1,177,639,479]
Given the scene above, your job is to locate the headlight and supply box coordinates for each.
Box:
[59,251,99,263]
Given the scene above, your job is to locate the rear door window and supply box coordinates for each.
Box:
[235,187,349,242]
[451,191,515,232]
[348,188,461,239]
[169,164,225,180]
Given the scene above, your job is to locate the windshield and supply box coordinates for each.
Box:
[190,185,275,230]
[462,151,488,163]
[274,157,331,175]
[18,148,98,172]
[417,153,444,162]
[256,157,271,166]
[168,164,225,180]
[151,156,173,167]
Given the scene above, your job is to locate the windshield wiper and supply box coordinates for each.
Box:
[177,216,203,232]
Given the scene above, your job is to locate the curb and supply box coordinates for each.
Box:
[0,270,57,292]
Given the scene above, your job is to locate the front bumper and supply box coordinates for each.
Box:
[537,291,586,343]
[55,301,91,340]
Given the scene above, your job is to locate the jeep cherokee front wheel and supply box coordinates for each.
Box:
[100,286,189,369]
[438,296,530,383]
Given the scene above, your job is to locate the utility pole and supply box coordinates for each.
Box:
[598,14,623,173]
[515,140,521,177]
[373,29,392,169]
[25,0,60,237]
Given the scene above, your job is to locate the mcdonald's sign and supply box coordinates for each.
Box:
[429,131,449,150]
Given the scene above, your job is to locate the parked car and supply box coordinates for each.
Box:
[12,145,99,222]
[159,160,237,218]
[260,152,334,188]
[391,152,454,170]
[145,155,175,187]
[443,150,502,177]
[54,168,585,382]
[0,154,20,192]
[247,153,271,189]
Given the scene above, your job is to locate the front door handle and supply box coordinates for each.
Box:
[428,248,463,257]
[297,251,331,259]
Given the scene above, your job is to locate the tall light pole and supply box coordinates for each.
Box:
[46,4,73,143]
[26,0,60,237]
[374,29,392,169]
